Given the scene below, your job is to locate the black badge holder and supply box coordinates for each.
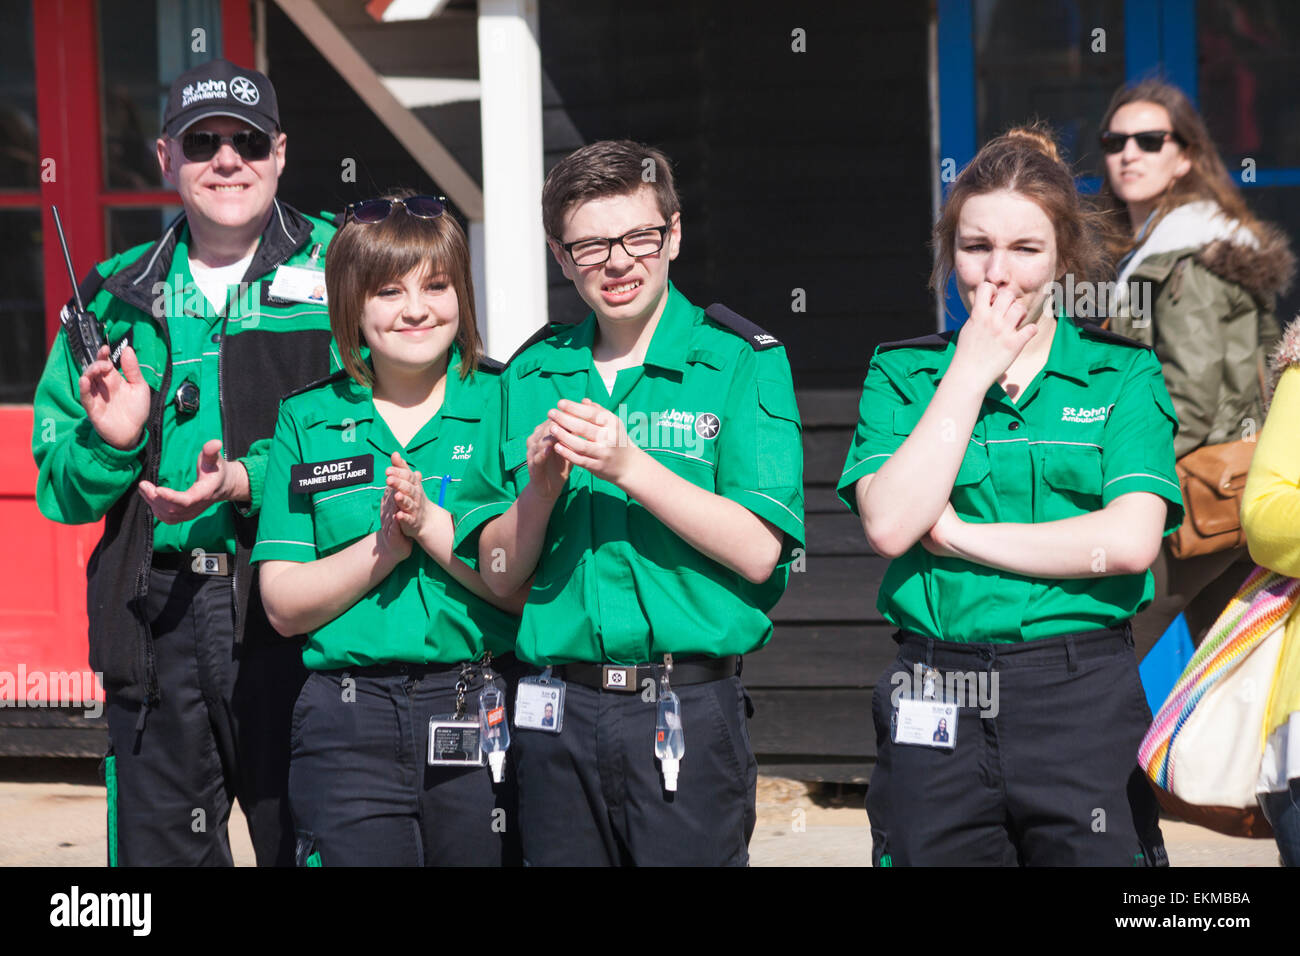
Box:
[51,206,108,371]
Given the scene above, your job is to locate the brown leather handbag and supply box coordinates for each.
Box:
[1168,439,1256,559]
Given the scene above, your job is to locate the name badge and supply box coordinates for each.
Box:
[267,265,328,305]
[893,698,957,749]
[428,716,486,767]
[290,454,374,494]
[515,672,565,733]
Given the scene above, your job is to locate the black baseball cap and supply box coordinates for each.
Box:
[162,58,280,137]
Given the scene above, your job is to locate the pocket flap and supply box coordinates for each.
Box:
[1043,446,1102,494]
[503,435,528,473]
[757,378,801,425]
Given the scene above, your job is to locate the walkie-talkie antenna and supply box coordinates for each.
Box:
[52,206,85,313]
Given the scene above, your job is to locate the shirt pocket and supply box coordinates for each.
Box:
[954,443,991,486]
[312,486,380,554]
[757,378,802,490]
[630,453,717,573]
[1041,444,1104,520]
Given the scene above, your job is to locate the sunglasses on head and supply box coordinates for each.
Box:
[1098,130,1184,154]
[343,195,446,225]
[179,129,274,163]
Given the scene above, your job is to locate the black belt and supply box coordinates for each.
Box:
[322,661,467,680]
[895,623,1133,671]
[321,653,516,681]
[151,550,231,576]
[555,655,740,692]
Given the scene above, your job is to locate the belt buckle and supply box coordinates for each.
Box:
[190,549,230,576]
[601,666,636,691]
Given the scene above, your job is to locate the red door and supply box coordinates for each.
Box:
[0,0,251,712]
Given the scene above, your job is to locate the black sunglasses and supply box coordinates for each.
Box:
[1098,130,1184,155]
[179,129,274,163]
[344,195,446,225]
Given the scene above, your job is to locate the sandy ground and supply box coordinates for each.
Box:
[0,761,1280,867]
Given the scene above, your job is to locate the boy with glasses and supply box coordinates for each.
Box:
[454,140,805,865]
[33,58,339,866]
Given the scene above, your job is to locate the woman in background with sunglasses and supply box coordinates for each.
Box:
[1099,80,1295,661]
[252,192,527,866]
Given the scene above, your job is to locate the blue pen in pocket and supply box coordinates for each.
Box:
[436,474,451,507]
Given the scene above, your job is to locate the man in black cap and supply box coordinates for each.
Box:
[32,58,339,866]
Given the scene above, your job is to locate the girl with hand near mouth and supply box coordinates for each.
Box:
[841,126,1182,866]
[1099,80,1296,661]
[252,193,526,866]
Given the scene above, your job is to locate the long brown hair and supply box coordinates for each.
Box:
[325,191,483,387]
[1098,79,1258,258]
[931,124,1113,308]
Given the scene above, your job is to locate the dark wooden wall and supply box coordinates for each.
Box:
[540,0,935,391]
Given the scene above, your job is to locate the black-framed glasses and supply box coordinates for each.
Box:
[1098,130,1184,155]
[344,195,446,225]
[558,223,671,266]
[179,129,274,163]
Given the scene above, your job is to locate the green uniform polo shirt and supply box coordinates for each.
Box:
[837,317,1184,642]
[452,284,805,666]
[251,352,517,669]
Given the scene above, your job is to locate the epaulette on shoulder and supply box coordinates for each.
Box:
[1077,321,1151,350]
[507,322,571,365]
[318,209,343,228]
[282,368,352,402]
[703,303,782,351]
[476,354,506,374]
[876,331,954,353]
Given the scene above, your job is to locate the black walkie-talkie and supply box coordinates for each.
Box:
[52,205,108,371]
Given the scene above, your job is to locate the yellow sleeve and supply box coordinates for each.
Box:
[1243,365,1300,576]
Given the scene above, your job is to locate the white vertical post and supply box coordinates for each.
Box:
[469,219,488,347]
[477,0,548,358]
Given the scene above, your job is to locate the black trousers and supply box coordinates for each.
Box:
[104,567,305,866]
[866,626,1167,867]
[513,674,757,866]
[288,664,520,866]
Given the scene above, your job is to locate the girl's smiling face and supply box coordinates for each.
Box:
[361,264,460,376]
[953,189,1060,325]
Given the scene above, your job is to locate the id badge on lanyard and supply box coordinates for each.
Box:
[890,665,957,749]
[428,663,486,767]
[515,667,565,733]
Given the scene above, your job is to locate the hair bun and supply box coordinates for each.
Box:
[1002,124,1062,164]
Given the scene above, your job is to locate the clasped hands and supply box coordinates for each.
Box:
[527,398,642,499]
[382,451,454,564]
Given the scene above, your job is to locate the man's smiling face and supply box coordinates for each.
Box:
[157,115,286,237]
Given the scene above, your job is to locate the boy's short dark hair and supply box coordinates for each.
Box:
[541,140,680,240]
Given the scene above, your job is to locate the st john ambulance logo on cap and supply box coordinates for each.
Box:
[695,412,721,439]
[230,76,260,104]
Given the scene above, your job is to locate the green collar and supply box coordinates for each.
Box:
[527,281,694,376]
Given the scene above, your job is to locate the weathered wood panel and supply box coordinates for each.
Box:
[745,625,899,688]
